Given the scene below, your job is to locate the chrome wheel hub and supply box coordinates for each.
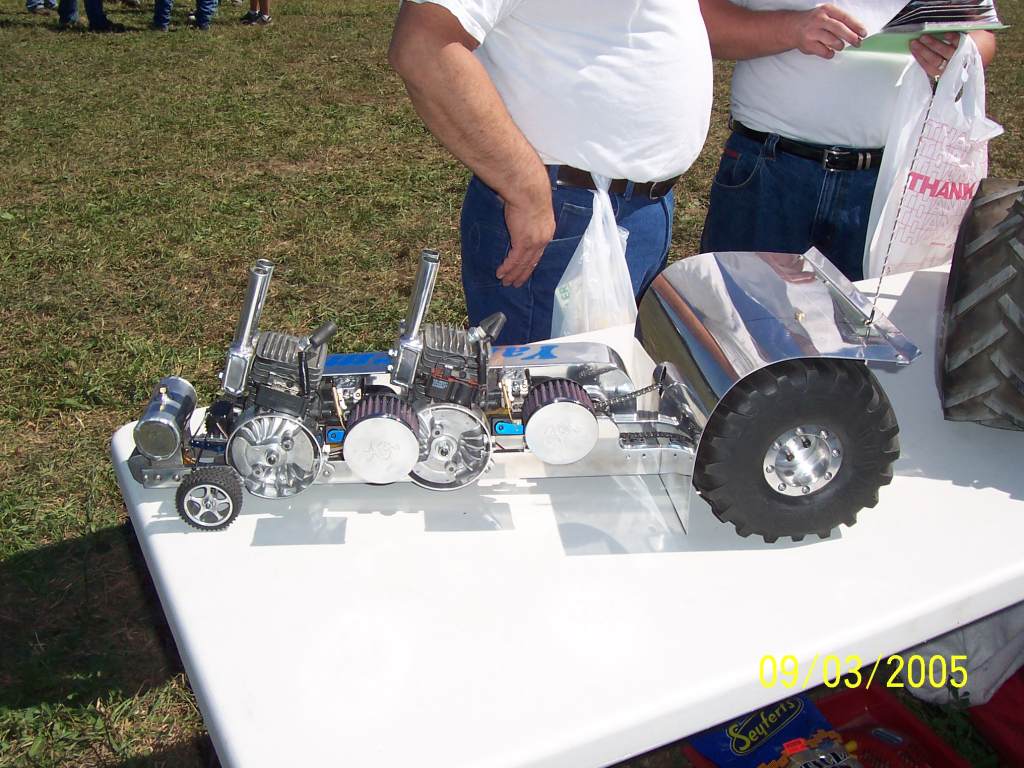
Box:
[182,484,234,527]
[763,424,843,497]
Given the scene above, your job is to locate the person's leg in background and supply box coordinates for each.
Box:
[83,0,121,30]
[811,167,880,282]
[151,0,172,29]
[191,0,216,28]
[701,129,881,282]
[57,0,79,26]
[700,131,824,258]
[27,0,57,16]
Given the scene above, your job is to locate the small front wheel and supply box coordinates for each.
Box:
[175,466,244,531]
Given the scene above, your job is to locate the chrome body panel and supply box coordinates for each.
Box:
[492,341,637,413]
[637,249,920,434]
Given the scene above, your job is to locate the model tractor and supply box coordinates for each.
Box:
[128,248,919,542]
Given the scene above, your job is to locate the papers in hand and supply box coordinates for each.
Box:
[884,0,1003,33]
[856,0,1005,54]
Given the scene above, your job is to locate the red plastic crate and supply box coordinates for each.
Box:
[814,686,969,768]
[967,666,1024,766]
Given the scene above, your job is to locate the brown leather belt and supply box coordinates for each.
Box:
[552,165,679,199]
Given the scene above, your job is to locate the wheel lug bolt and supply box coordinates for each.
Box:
[825,472,832,480]
[778,483,786,492]
[801,486,810,494]
[765,466,774,473]
[832,449,840,456]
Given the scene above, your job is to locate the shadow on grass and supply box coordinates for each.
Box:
[117,734,221,768]
[0,522,181,712]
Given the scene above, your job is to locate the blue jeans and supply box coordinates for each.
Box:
[28,0,58,10]
[460,169,675,345]
[154,0,216,26]
[700,131,879,281]
[58,0,106,25]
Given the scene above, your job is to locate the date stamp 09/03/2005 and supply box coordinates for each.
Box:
[759,654,968,691]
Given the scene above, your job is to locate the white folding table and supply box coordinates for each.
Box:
[112,265,1024,768]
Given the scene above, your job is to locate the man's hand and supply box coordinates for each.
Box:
[699,0,865,61]
[910,33,959,78]
[911,31,996,78]
[786,4,866,59]
[497,193,555,288]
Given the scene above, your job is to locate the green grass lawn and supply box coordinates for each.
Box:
[1,1,1022,765]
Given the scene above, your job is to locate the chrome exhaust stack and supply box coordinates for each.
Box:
[221,258,275,396]
[403,249,439,341]
[390,249,440,389]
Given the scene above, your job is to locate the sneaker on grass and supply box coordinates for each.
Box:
[254,12,270,24]
[240,9,257,22]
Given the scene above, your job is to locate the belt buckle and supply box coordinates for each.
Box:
[822,148,849,172]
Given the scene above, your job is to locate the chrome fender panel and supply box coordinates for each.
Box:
[637,249,920,448]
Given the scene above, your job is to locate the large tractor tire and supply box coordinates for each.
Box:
[940,179,1024,430]
[693,358,899,543]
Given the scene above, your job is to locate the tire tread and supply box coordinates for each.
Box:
[941,179,1024,430]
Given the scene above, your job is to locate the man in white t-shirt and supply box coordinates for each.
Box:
[698,0,996,281]
[388,1,713,344]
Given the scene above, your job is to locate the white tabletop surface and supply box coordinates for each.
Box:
[112,266,1024,768]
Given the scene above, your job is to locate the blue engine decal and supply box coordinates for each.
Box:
[493,420,524,436]
[492,344,559,361]
[323,351,392,376]
[325,428,346,444]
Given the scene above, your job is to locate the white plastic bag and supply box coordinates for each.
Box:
[863,35,1003,279]
[551,174,636,337]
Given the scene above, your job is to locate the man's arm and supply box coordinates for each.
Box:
[699,0,996,73]
[698,0,866,60]
[388,2,553,289]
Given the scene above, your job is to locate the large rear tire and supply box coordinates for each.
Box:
[940,179,1024,430]
[693,359,899,543]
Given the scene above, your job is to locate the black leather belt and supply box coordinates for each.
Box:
[552,165,679,199]
[732,120,884,171]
